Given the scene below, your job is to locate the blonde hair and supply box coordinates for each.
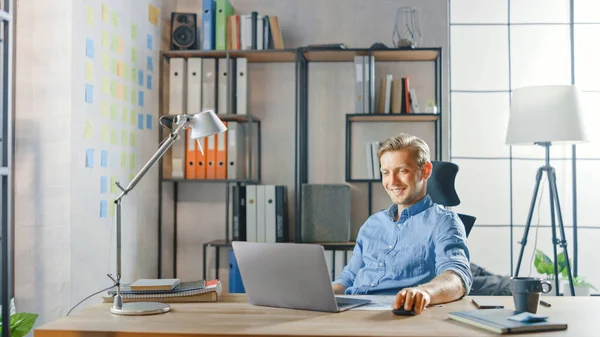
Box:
[377,133,431,168]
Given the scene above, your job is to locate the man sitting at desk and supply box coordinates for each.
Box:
[332,133,472,315]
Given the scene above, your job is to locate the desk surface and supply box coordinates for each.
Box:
[35,294,597,337]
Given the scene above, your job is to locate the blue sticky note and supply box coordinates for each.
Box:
[147,34,152,50]
[85,84,93,103]
[85,149,94,168]
[137,113,144,130]
[138,90,144,107]
[138,70,144,86]
[146,114,152,130]
[100,176,108,193]
[146,74,152,90]
[100,200,107,218]
[101,150,108,168]
[86,38,94,58]
[147,56,153,71]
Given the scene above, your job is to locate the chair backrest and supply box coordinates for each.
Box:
[426,161,476,237]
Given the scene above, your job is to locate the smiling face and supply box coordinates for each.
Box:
[380,149,432,209]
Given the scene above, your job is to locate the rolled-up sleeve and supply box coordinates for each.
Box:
[332,232,364,290]
[433,212,473,295]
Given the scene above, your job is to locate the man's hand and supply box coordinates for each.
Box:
[332,283,346,294]
[392,287,431,315]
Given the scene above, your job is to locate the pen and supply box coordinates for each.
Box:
[540,300,551,307]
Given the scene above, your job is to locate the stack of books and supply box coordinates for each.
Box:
[102,279,222,303]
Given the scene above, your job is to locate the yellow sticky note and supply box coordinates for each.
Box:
[131,24,138,39]
[110,80,117,98]
[111,59,117,75]
[148,4,159,26]
[121,131,127,146]
[131,68,137,84]
[122,107,128,123]
[110,177,117,194]
[131,48,137,63]
[111,10,118,27]
[130,153,136,169]
[102,4,109,22]
[102,30,110,48]
[85,6,94,26]
[118,37,124,54]
[85,62,94,82]
[120,152,127,168]
[123,64,130,81]
[101,125,109,142]
[110,129,118,145]
[109,202,115,217]
[111,34,118,52]
[110,103,117,120]
[102,53,109,71]
[130,109,136,125]
[101,101,109,118]
[117,83,124,100]
[117,61,123,77]
[102,77,109,94]
[130,88,136,105]
[130,131,136,147]
[84,120,92,138]
[129,173,135,182]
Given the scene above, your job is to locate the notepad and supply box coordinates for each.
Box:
[130,278,180,291]
[449,309,567,334]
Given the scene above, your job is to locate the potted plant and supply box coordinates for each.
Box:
[0,298,39,337]
[533,249,596,296]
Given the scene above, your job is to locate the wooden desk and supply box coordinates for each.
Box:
[35,294,598,337]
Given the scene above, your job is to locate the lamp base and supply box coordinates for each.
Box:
[110,302,171,316]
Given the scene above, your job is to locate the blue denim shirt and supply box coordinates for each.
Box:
[332,194,472,295]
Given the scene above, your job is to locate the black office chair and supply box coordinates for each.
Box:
[426,160,476,237]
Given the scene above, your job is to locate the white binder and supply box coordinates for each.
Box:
[217,58,233,114]
[240,15,252,51]
[187,58,202,114]
[256,185,266,242]
[236,58,248,115]
[226,121,246,180]
[201,58,216,111]
[371,141,381,180]
[265,185,276,243]
[169,58,187,179]
[354,56,364,114]
[246,185,257,242]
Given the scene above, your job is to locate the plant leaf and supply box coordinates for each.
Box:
[9,312,39,337]
[534,250,552,275]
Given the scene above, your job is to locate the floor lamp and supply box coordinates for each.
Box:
[506,85,588,296]
[108,110,227,315]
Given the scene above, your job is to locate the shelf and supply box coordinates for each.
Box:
[162,49,297,63]
[303,48,439,62]
[216,114,261,123]
[204,240,356,250]
[163,179,260,184]
[347,113,439,122]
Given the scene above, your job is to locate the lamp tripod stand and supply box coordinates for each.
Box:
[513,142,576,297]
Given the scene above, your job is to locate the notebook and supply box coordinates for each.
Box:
[104,280,221,303]
[448,309,568,334]
[108,280,206,295]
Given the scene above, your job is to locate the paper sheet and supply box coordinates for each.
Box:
[336,295,396,311]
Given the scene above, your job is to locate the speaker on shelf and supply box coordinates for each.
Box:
[301,184,351,243]
[170,12,198,50]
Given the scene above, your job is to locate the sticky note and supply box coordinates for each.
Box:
[102,30,110,48]
[101,101,109,118]
[111,58,118,75]
[146,74,152,90]
[117,83,123,100]
[86,38,94,58]
[130,131,136,146]
[130,88,136,105]
[123,64,130,81]
[84,120,92,139]
[130,153,136,169]
[131,48,137,63]
[110,128,117,145]
[102,4,109,22]
[109,202,115,217]
[111,34,118,52]
[102,52,109,71]
[100,200,107,218]
[101,149,109,167]
[123,85,129,102]
[85,84,93,103]
[111,10,118,27]
[121,107,128,123]
[117,61,123,77]
[101,125,109,143]
[121,130,127,146]
[137,113,144,130]
[85,149,94,168]
[131,68,137,84]
[146,114,152,130]
[102,77,109,94]
[118,37,124,54]
[110,80,117,98]
[85,6,94,26]
[120,151,126,168]
[147,56,153,71]
[148,4,160,26]
[131,24,138,39]
[85,62,94,81]
[147,34,153,50]
[137,90,144,107]
[130,109,136,125]
[111,177,118,193]
[138,69,144,86]
[100,176,108,194]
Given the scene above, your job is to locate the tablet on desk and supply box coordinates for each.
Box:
[471,298,505,309]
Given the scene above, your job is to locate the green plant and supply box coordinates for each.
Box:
[0,312,39,337]
[533,249,596,290]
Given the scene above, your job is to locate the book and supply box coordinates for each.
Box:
[109,280,205,296]
[448,309,568,334]
[129,278,181,291]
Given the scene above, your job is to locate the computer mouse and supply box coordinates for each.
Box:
[392,307,417,316]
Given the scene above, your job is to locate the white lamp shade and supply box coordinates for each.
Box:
[505,85,588,145]
[189,110,227,139]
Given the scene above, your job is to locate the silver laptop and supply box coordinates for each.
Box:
[232,241,371,312]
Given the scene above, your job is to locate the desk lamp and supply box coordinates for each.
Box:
[108,110,227,315]
[506,85,587,296]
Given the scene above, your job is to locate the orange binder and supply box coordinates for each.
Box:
[195,137,207,179]
[185,128,196,179]
[206,134,217,179]
[216,121,228,179]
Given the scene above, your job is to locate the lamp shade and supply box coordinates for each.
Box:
[189,110,227,139]
[505,85,588,145]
